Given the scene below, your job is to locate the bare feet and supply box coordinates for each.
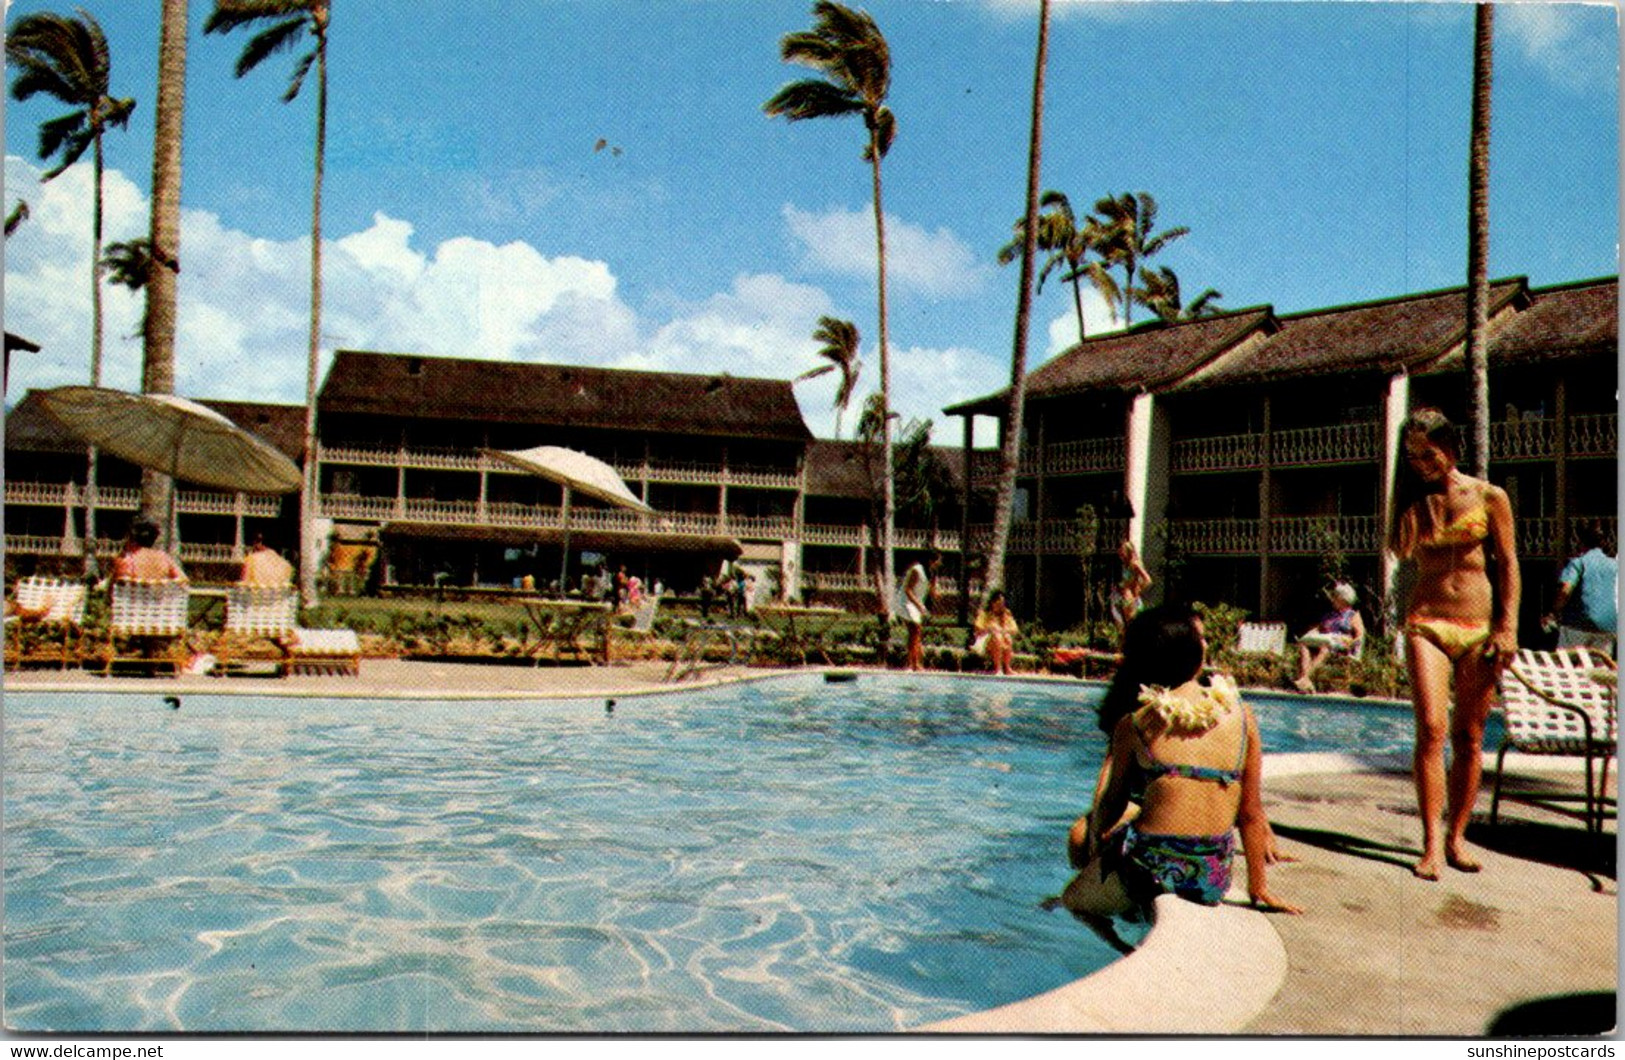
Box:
[1446,845,1483,873]
[1412,856,1442,881]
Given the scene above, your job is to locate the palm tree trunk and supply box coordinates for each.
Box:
[1069,273,1086,343]
[140,0,187,542]
[984,0,1050,596]
[298,25,329,607]
[85,130,105,560]
[870,137,895,620]
[1465,3,1494,479]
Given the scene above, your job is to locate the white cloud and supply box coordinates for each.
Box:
[782,203,990,298]
[3,156,996,443]
[1499,4,1616,95]
[1042,287,1121,357]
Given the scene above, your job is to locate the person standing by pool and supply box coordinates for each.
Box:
[111,517,186,583]
[1109,539,1153,637]
[1543,520,1617,656]
[898,552,939,671]
[1058,604,1299,921]
[973,590,1019,675]
[1389,408,1519,881]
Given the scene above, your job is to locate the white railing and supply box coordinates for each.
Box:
[177,541,242,563]
[1271,422,1381,467]
[805,572,961,597]
[7,481,280,517]
[1490,418,1558,462]
[319,444,801,489]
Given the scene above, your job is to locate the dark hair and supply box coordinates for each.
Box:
[1576,519,1605,552]
[1403,407,1460,464]
[1097,603,1205,735]
[129,517,161,548]
[984,589,1005,608]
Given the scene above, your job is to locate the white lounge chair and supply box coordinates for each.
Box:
[106,579,190,676]
[5,576,88,669]
[1236,621,1288,656]
[288,627,362,676]
[1491,647,1617,833]
[216,585,300,676]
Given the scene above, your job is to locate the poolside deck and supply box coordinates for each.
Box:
[5,660,1616,1036]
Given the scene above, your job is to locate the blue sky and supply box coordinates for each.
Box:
[4,0,1617,441]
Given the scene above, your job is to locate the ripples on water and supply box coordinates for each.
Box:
[4,675,1418,1032]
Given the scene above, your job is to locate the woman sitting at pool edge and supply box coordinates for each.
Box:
[1059,605,1300,921]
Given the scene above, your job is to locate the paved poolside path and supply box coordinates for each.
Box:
[6,661,1617,1035]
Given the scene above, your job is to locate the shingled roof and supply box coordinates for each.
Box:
[5,389,305,461]
[1171,278,1530,392]
[1419,276,1617,374]
[319,350,812,443]
[943,307,1277,416]
[804,438,965,498]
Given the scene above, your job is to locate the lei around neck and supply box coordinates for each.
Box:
[1134,673,1240,735]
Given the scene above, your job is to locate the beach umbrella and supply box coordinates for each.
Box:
[481,445,653,590]
[37,386,303,546]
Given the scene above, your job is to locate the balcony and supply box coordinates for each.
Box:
[964,518,1129,557]
[968,439,1125,485]
[6,481,283,517]
[1168,516,1381,556]
[318,444,801,490]
[1491,413,1618,462]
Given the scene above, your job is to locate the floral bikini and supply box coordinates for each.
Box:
[1103,677,1247,907]
[1406,489,1494,661]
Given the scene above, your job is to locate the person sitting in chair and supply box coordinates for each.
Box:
[239,533,294,587]
[1292,582,1364,694]
[111,518,186,583]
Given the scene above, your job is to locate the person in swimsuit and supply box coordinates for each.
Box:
[972,589,1019,675]
[1389,408,1519,881]
[1108,539,1153,637]
[1056,605,1300,931]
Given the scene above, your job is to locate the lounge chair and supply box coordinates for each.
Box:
[288,627,362,676]
[1236,621,1288,656]
[608,596,661,663]
[215,585,299,676]
[1490,647,1617,833]
[5,576,88,669]
[106,579,190,676]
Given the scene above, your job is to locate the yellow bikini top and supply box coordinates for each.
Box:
[1423,488,1490,547]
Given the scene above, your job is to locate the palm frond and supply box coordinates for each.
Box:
[1037,188,1076,223]
[41,127,94,180]
[283,49,316,101]
[1185,288,1224,318]
[102,96,137,130]
[1142,225,1190,257]
[796,363,836,382]
[9,61,79,105]
[764,78,863,121]
[205,0,311,34]
[102,238,156,290]
[5,200,30,237]
[233,17,307,78]
[778,30,843,69]
[37,110,87,164]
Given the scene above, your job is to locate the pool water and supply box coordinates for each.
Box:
[4,674,1433,1032]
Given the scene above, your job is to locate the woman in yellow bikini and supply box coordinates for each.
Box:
[1389,408,1519,880]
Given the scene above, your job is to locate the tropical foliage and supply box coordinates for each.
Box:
[997,189,1116,343]
[766,0,899,615]
[797,316,862,439]
[1093,191,1189,328]
[1134,265,1223,323]
[205,0,332,604]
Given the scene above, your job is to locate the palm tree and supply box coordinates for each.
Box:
[1134,265,1223,323]
[1093,191,1189,328]
[983,0,1052,600]
[103,238,156,290]
[796,316,862,439]
[140,0,188,541]
[765,0,899,617]
[997,189,1117,344]
[1465,4,1494,480]
[8,8,136,561]
[205,0,331,605]
[5,201,29,237]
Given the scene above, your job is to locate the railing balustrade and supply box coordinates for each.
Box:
[1270,423,1381,467]
[1569,413,1617,458]
[7,481,279,516]
[1167,518,1264,555]
[1045,437,1126,474]
[1490,418,1557,462]
[1170,432,1265,474]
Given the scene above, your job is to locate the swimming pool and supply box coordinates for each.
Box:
[3,674,1430,1032]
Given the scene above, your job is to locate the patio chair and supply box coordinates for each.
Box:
[5,576,88,670]
[1236,621,1288,656]
[1490,647,1617,833]
[288,627,362,676]
[106,578,190,676]
[215,585,299,676]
